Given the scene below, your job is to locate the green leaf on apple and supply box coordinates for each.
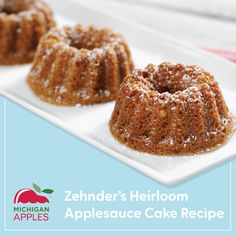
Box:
[42,189,54,194]
[33,183,41,193]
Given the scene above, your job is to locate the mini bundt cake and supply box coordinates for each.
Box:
[27,24,134,106]
[0,0,56,65]
[109,62,234,155]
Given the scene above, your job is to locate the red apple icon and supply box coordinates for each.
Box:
[14,189,49,204]
[14,183,54,204]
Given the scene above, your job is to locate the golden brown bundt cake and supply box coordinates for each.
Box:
[109,62,234,155]
[27,24,134,106]
[0,0,56,65]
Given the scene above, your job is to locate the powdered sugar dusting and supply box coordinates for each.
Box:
[110,62,234,155]
[27,23,133,106]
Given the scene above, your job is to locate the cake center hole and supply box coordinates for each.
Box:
[158,87,173,94]
[70,28,110,51]
[154,84,182,94]
[70,38,103,51]
[153,75,190,94]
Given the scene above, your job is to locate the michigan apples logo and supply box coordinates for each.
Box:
[14,183,53,204]
[13,183,54,222]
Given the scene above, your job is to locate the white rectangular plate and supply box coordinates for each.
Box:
[0,0,236,185]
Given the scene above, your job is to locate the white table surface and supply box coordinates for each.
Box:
[74,0,236,51]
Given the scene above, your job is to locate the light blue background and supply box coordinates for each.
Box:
[0,95,235,236]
